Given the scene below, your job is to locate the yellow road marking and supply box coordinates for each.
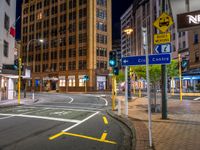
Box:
[103,116,108,125]
[100,132,107,140]
[49,131,117,145]
[49,132,64,140]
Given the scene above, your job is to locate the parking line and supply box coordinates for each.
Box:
[63,111,99,132]
[49,131,117,145]
[103,116,108,125]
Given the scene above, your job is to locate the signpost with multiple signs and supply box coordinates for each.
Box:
[154,33,171,45]
[154,43,172,54]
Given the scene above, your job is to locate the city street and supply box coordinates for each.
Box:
[0,93,132,150]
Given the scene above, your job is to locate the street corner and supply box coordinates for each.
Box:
[106,109,136,150]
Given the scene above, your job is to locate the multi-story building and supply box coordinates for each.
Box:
[0,0,16,100]
[121,0,189,59]
[120,4,133,56]
[21,0,112,92]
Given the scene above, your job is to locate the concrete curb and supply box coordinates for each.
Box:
[107,109,136,150]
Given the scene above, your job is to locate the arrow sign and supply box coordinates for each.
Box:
[122,53,171,66]
[154,43,171,54]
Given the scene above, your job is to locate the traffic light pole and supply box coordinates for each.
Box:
[112,75,116,111]
[18,58,22,105]
[179,54,183,101]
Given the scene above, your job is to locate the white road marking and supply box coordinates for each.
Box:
[63,111,99,132]
[0,113,80,123]
[67,96,74,104]
[193,97,200,101]
[79,94,108,106]
[0,115,14,120]
[32,105,98,112]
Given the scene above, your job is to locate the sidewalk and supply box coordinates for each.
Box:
[0,97,36,107]
[117,96,200,150]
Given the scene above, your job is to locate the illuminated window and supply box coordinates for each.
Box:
[59,79,65,87]
[68,76,75,87]
[37,12,43,20]
[79,76,85,87]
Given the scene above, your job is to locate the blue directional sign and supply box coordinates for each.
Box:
[122,53,171,66]
[154,43,171,54]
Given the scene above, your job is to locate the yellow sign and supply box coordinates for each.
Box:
[154,33,171,44]
[153,12,173,33]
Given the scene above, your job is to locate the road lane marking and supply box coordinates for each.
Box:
[0,113,80,123]
[0,115,14,120]
[103,116,108,125]
[32,105,99,112]
[100,132,107,140]
[79,94,108,106]
[49,131,64,140]
[99,97,108,106]
[67,96,74,104]
[62,111,99,132]
[193,97,200,101]
[49,131,117,145]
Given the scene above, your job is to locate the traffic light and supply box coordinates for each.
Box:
[181,59,188,71]
[14,59,19,70]
[113,67,119,75]
[109,51,117,67]
[83,75,89,81]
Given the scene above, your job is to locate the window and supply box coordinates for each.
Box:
[195,51,199,62]
[183,41,186,48]
[60,14,66,23]
[37,12,43,20]
[68,76,75,87]
[79,33,87,43]
[3,40,9,57]
[79,0,87,5]
[79,47,87,56]
[59,62,66,71]
[50,63,57,71]
[69,0,76,9]
[79,8,87,18]
[68,61,76,70]
[79,76,85,87]
[97,21,107,32]
[60,3,66,12]
[51,6,58,15]
[79,21,87,30]
[194,33,199,44]
[79,60,87,70]
[36,2,42,9]
[69,11,76,20]
[97,9,106,19]
[69,35,76,45]
[69,48,76,57]
[59,79,66,87]
[97,0,107,6]
[4,13,9,31]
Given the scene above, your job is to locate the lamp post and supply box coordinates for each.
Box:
[24,39,44,98]
[123,26,133,116]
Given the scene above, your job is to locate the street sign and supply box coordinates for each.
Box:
[153,12,174,32]
[122,53,171,66]
[154,33,171,44]
[154,43,172,54]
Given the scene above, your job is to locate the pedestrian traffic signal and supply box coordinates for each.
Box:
[181,59,188,71]
[14,59,19,69]
[113,67,119,75]
[109,51,117,67]
[83,75,89,81]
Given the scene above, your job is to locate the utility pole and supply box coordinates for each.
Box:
[142,27,152,148]
[161,0,168,119]
[179,54,183,101]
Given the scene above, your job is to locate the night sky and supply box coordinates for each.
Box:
[16,0,133,41]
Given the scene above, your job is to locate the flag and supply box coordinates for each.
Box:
[10,26,16,37]
[9,16,20,38]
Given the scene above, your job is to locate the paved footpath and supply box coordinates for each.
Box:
[117,96,200,150]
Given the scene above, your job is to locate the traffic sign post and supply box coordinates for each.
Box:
[153,12,173,33]
[122,53,171,66]
[154,33,171,44]
[154,43,172,54]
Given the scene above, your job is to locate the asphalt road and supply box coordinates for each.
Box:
[0,93,132,150]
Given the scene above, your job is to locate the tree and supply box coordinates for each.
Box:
[116,70,125,83]
[167,60,179,95]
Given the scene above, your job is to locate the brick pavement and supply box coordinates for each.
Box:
[117,96,200,150]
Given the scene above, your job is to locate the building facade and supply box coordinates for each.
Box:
[0,0,17,100]
[21,0,112,92]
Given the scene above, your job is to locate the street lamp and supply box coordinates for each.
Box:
[24,39,44,98]
[123,26,133,116]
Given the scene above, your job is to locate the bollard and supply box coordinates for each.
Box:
[118,99,121,116]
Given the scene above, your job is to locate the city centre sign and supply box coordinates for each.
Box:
[177,10,200,31]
